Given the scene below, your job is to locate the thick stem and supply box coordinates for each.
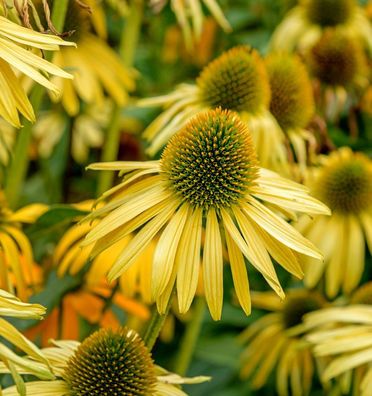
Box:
[173,297,206,375]
[143,302,172,351]
[4,0,69,208]
[96,0,143,196]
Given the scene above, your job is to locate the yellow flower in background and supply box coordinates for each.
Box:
[305,305,372,396]
[0,118,15,167]
[307,29,369,120]
[0,289,54,392]
[82,109,329,320]
[270,0,372,53]
[0,16,74,127]
[2,327,209,395]
[33,101,112,163]
[265,52,316,175]
[55,201,155,306]
[44,0,135,116]
[140,45,290,172]
[240,289,327,396]
[297,147,372,298]
[150,0,231,49]
[0,195,47,301]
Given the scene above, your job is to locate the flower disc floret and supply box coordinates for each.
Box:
[308,30,365,87]
[64,327,156,395]
[197,46,270,114]
[266,53,314,130]
[313,151,372,214]
[304,0,356,26]
[161,108,259,209]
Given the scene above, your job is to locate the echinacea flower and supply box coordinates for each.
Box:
[42,0,135,116]
[0,16,74,127]
[33,101,112,163]
[297,147,372,298]
[265,52,316,174]
[307,29,369,119]
[270,0,372,53]
[2,327,209,395]
[0,289,54,392]
[0,195,47,300]
[240,289,327,396]
[82,108,329,320]
[149,0,231,49]
[140,45,288,171]
[305,304,372,396]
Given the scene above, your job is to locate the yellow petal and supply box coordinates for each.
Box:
[176,207,202,313]
[152,204,189,299]
[203,208,223,320]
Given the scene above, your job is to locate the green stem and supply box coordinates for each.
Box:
[120,0,144,67]
[51,0,69,33]
[5,88,43,208]
[143,303,172,351]
[96,106,121,196]
[4,0,69,208]
[96,0,143,196]
[173,297,206,375]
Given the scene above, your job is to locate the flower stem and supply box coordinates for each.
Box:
[4,0,69,209]
[143,302,172,351]
[51,0,69,32]
[5,88,43,208]
[120,0,144,66]
[173,297,206,375]
[96,0,143,196]
[96,106,122,196]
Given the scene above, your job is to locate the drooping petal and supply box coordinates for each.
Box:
[203,208,223,320]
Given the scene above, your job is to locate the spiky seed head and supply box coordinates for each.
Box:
[266,53,314,130]
[161,108,259,210]
[64,327,156,395]
[197,46,270,114]
[313,150,372,214]
[304,0,356,26]
[351,283,372,305]
[308,30,366,87]
[282,291,325,329]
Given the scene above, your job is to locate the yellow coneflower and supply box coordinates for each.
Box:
[0,289,54,390]
[240,289,327,396]
[2,327,209,395]
[307,29,369,119]
[0,16,74,127]
[270,0,372,53]
[39,0,135,116]
[33,101,112,163]
[82,108,329,320]
[150,0,231,49]
[305,304,372,396]
[265,52,316,174]
[139,45,288,171]
[0,194,47,300]
[296,147,372,298]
